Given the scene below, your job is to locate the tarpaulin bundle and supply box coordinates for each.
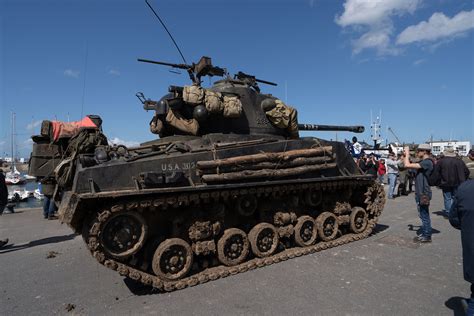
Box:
[41,115,102,142]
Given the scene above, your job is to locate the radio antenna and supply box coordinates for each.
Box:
[145,0,187,64]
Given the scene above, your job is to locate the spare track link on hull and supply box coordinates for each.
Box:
[85,180,385,292]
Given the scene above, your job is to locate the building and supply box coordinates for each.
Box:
[427,140,471,156]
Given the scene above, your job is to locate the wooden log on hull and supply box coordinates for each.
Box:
[201,162,337,183]
[197,156,335,175]
[197,146,332,170]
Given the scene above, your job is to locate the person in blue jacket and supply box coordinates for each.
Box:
[449,179,474,315]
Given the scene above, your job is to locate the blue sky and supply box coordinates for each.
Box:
[1,0,473,157]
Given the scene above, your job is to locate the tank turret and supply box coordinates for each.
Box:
[137,56,365,140]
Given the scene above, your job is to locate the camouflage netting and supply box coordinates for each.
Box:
[55,129,108,188]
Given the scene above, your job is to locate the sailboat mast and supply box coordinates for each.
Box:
[11,112,14,170]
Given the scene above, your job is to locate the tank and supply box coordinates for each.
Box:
[35,56,385,292]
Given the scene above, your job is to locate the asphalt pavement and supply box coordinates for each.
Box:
[0,187,470,315]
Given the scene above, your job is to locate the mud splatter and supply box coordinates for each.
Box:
[46,251,60,259]
[65,303,75,312]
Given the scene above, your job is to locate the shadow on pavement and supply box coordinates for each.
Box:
[433,211,449,219]
[0,233,77,254]
[445,296,467,316]
[123,277,159,296]
[370,224,390,236]
[407,224,440,235]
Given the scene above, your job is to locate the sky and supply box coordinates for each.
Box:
[1,0,473,158]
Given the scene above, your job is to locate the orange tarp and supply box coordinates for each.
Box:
[51,116,97,141]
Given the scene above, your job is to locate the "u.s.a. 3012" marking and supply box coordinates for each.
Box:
[161,162,196,171]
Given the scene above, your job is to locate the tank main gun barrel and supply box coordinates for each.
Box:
[298,124,365,133]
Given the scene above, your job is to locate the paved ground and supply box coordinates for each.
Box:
[0,187,470,315]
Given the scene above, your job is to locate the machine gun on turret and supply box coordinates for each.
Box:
[234,71,277,93]
[138,56,226,85]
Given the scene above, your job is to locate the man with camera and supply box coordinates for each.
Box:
[403,144,434,243]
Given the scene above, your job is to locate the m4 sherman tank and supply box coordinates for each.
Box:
[31,56,385,292]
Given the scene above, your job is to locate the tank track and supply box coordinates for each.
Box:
[85,179,384,292]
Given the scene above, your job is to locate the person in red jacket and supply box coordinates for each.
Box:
[377,158,386,185]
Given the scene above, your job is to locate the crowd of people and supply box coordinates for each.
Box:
[355,151,416,199]
[352,144,474,314]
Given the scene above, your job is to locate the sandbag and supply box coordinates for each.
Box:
[204,90,223,113]
[183,85,204,105]
[222,95,243,118]
[165,109,199,136]
[265,99,299,138]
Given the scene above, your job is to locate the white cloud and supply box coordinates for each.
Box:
[108,68,121,76]
[397,10,474,45]
[335,0,421,55]
[109,137,140,148]
[26,120,42,130]
[352,28,401,55]
[413,58,426,66]
[63,69,80,78]
[336,0,420,27]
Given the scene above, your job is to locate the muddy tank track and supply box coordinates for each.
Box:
[84,179,384,292]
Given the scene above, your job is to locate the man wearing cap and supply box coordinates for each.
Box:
[404,144,434,243]
[431,148,469,217]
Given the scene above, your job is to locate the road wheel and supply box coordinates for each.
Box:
[99,212,147,259]
[316,212,338,241]
[350,207,368,233]
[248,223,279,258]
[294,216,317,247]
[152,238,193,281]
[217,228,249,266]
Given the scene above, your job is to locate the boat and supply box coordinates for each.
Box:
[5,112,27,185]
[33,189,44,200]
[7,189,31,202]
[5,166,26,185]
[7,192,18,203]
[24,174,37,181]
[14,189,31,202]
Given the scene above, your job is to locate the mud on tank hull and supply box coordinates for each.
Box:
[59,135,385,292]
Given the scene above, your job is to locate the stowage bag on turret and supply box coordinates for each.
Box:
[222,95,243,118]
[183,85,204,105]
[204,90,223,113]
